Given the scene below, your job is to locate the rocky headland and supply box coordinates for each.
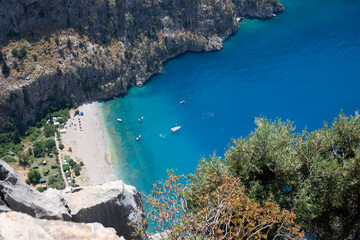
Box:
[0,0,284,132]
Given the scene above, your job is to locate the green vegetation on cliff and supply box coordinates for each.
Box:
[144,112,360,240]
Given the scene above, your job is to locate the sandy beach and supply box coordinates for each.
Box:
[60,102,115,186]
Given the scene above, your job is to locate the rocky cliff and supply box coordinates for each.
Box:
[0,0,284,131]
[0,160,145,239]
[0,211,125,240]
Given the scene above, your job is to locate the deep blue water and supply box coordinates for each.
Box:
[99,0,360,193]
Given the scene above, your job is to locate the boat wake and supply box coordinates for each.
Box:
[159,133,166,139]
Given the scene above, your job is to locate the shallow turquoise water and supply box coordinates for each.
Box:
[100,0,360,193]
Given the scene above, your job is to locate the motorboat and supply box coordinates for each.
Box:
[117,118,122,122]
[136,135,141,141]
[180,100,185,104]
[138,116,144,122]
[171,126,181,132]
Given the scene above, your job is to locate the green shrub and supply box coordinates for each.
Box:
[33,141,44,156]
[63,164,70,171]
[25,178,30,185]
[69,159,76,168]
[44,124,55,137]
[27,169,41,184]
[48,173,65,190]
[75,169,80,176]
[3,155,16,163]
[59,142,64,150]
[44,139,56,152]
[36,187,44,192]
[11,46,27,59]
[80,161,84,166]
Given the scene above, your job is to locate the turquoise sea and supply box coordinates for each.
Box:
[99,0,360,193]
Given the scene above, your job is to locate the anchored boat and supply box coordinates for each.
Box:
[171,126,181,132]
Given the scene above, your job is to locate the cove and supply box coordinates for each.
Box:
[99,0,360,193]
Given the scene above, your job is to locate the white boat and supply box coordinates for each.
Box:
[136,135,141,141]
[138,116,144,122]
[117,118,122,122]
[171,126,181,132]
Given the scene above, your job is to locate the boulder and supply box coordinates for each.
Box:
[53,181,146,240]
[0,160,71,220]
[0,211,124,240]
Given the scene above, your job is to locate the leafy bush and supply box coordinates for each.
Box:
[3,155,16,163]
[27,169,41,184]
[48,173,65,190]
[223,112,360,239]
[11,46,27,59]
[26,127,41,141]
[69,159,76,168]
[143,170,304,240]
[80,161,84,166]
[62,164,70,171]
[33,141,44,156]
[73,164,81,174]
[74,169,80,176]
[44,139,56,152]
[44,124,55,137]
[36,187,44,192]
[25,178,30,185]
[59,142,64,150]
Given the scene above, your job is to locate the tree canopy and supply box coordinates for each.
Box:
[225,112,360,239]
[144,112,360,240]
[27,169,41,184]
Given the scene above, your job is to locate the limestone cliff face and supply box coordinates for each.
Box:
[0,160,145,239]
[45,182,146,240]
[0,160,71,220]
[0,0,284,130]
[0,211,125,240]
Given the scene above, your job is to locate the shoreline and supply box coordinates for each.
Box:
[60,101,116,186]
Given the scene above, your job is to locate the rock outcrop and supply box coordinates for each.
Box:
[0,160,145,239]
[0,160,71,220]
[0,0,284,132]
[0,211,125,240]
[45,181,145,240]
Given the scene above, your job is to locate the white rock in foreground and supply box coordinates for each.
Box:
[0,211,124,240]
[45,180,146,239]
[0,160,71,220]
